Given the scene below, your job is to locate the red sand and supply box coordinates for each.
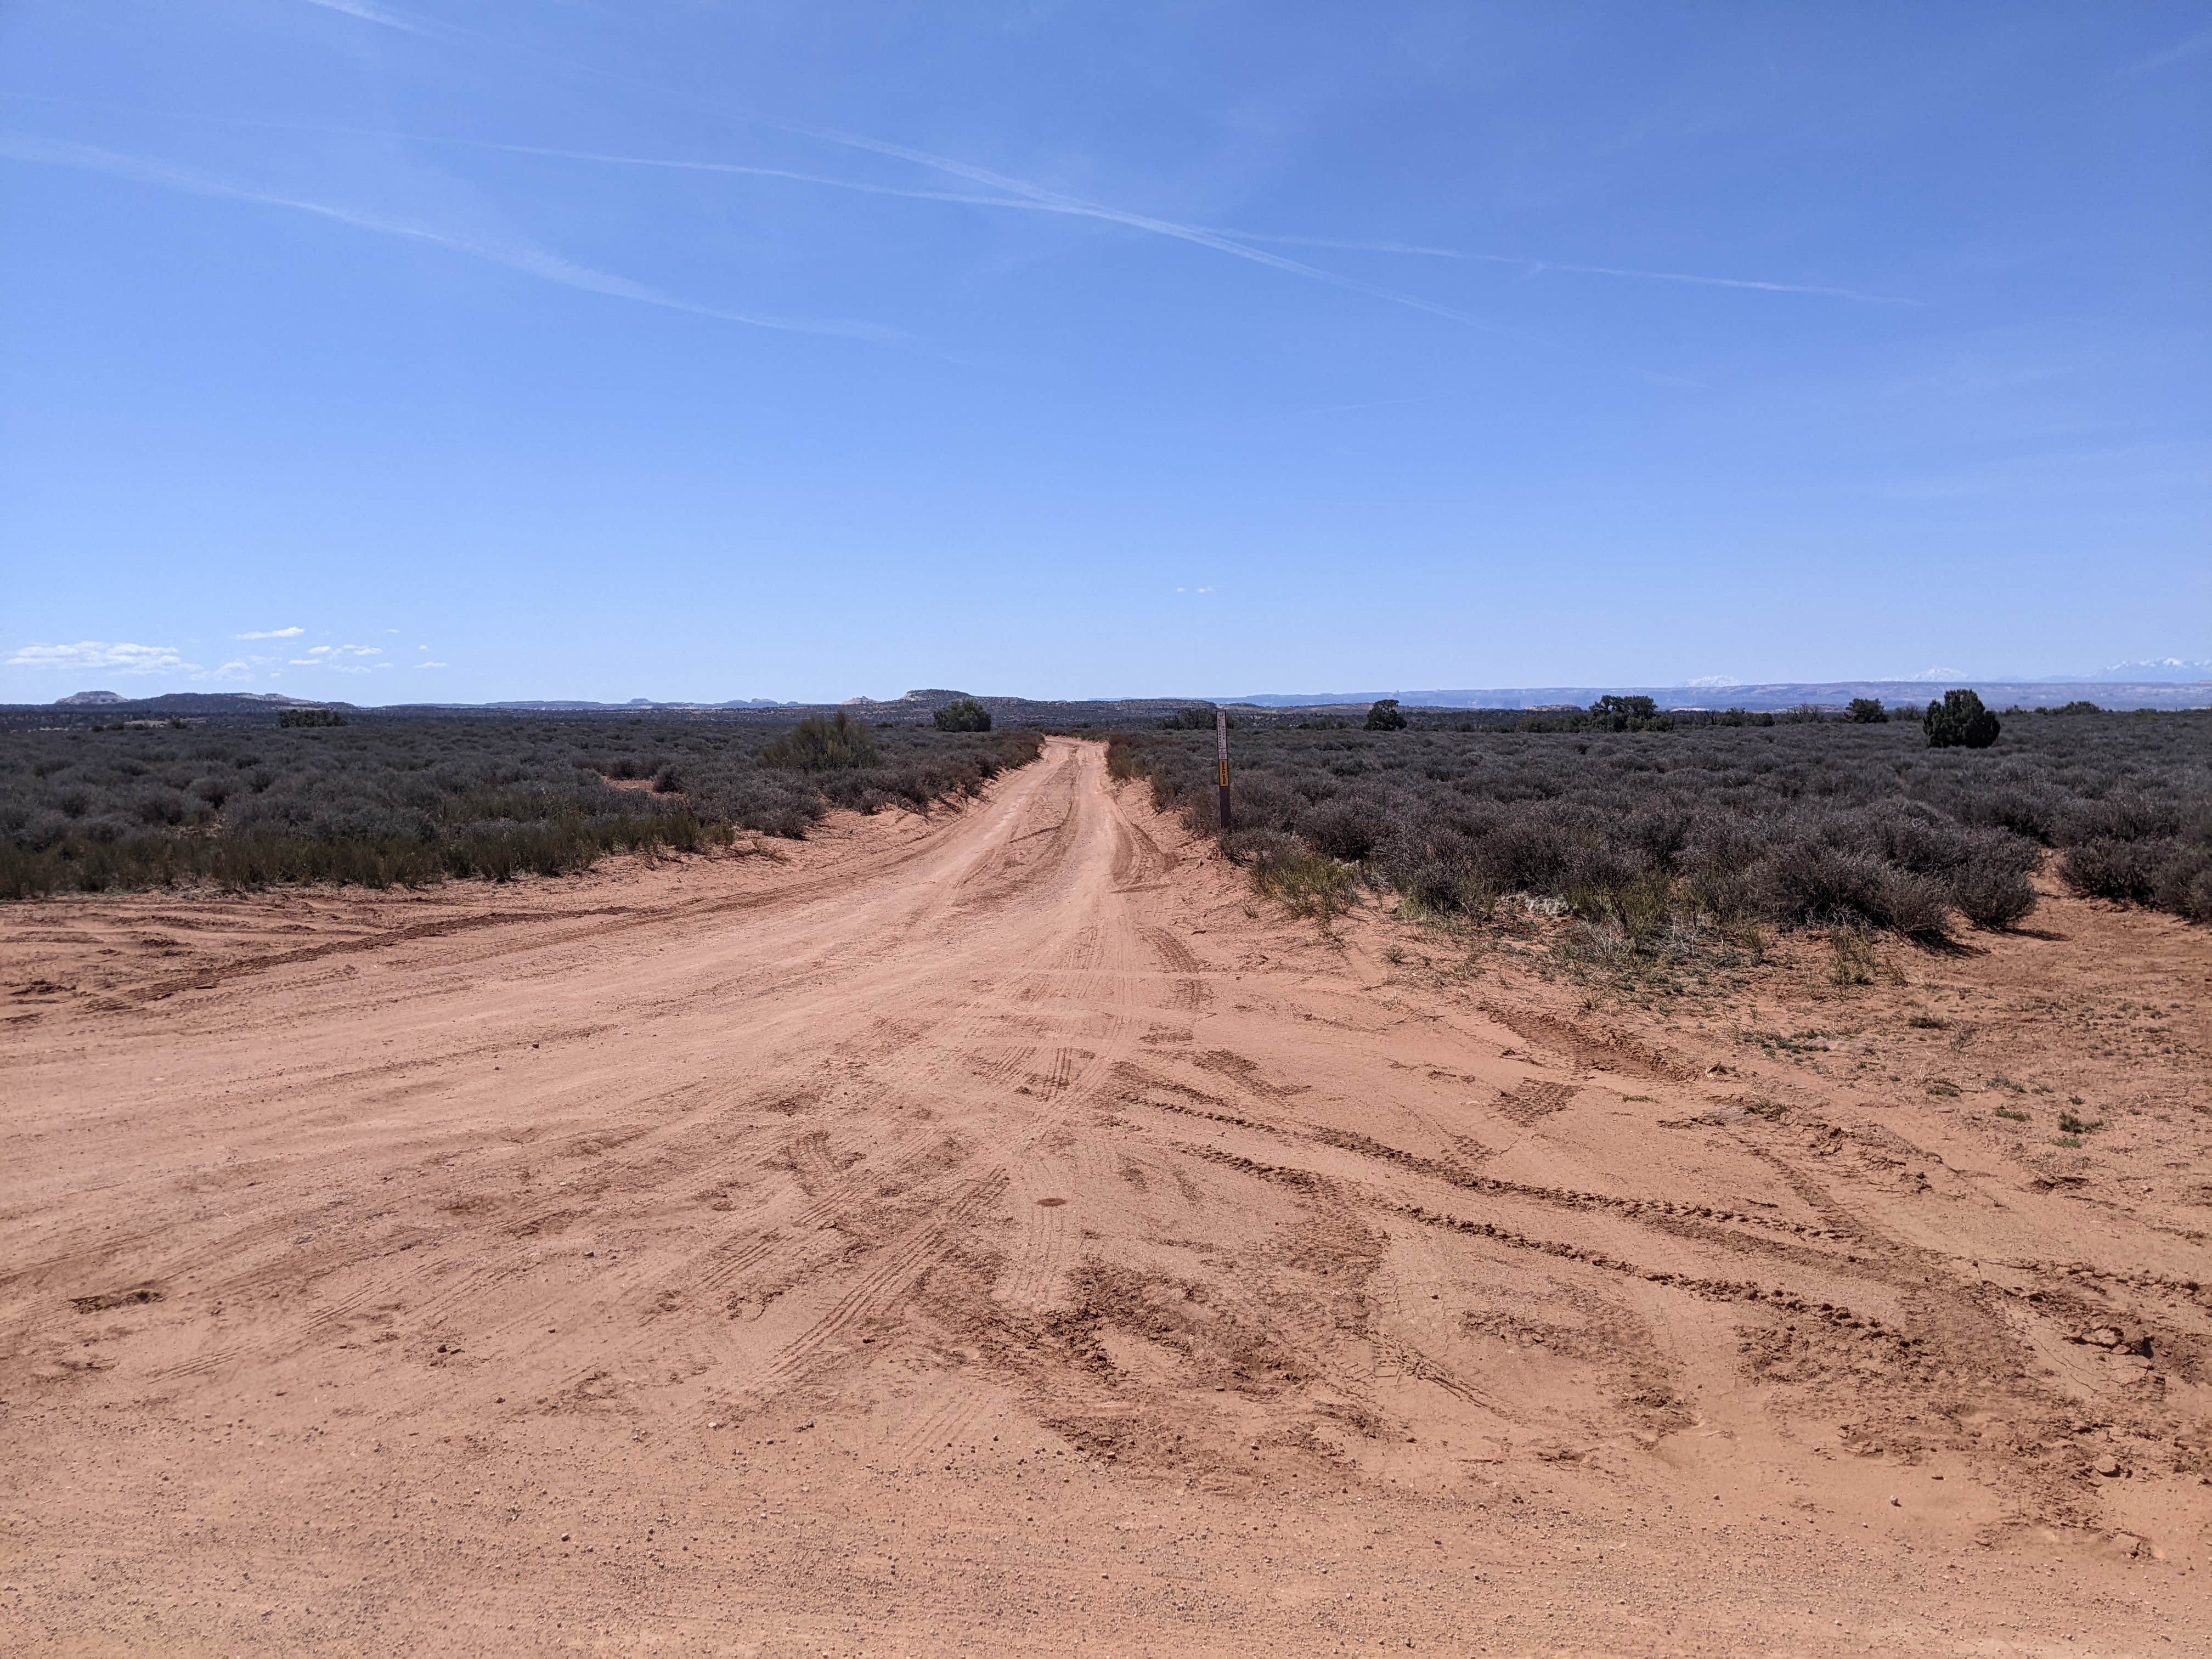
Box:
[4,737,2207,1654]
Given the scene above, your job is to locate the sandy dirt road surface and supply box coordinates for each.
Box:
[4,736,2209,1655]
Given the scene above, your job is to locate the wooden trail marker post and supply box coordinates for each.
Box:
[1216,707,1233,837]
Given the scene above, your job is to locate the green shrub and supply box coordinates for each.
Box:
[277,707,347,729]
[1847,698,1887,724]
[933,698,992,732]
[1580,695,1671,733]
[1158,707,1218,731]
[1589,694,1656,721]
[1923,689,2000,749]
[1364,698,1408,731]
[763,711,881,772]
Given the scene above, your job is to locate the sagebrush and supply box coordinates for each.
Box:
[0,714,1040,898]
[1108,711,2210,938]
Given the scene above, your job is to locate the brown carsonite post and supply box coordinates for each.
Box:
[1216,706,1233,836]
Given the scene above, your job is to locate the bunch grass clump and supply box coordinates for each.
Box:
[1243,834,1359,919]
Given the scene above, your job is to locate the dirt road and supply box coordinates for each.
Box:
[4,737,2207,1654]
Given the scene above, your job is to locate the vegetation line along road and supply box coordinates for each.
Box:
[4,699,2204,948]
[0,713,1042,898]
[1114,704,2212,944]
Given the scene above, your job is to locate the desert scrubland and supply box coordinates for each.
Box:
[0,710,1040,896]
[3,730,2209,1655]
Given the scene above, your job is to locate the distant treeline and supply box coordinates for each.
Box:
[0,715,1040,899]
[1107,709,2211,943]
[1266,691,2112,737]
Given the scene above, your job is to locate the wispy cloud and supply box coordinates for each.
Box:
[1225,234,1468,259]
[2111,24,2212,77]
[211,117,1514,336]
[291,0,716,110]
[353,125,1917,308]
[414,660,448,669]
[8,640,196,673]
[1477,256,1910,305]
[12,94,1869,370]
[288,644,388,673]
[782,122,1526,338]
[0,132,900,342]
[411,133,1042,212]
[374,122,1820,372]
[229,18,1883,332]
[1228,232,1915,304]
[296,0,441,41]
[234,624,304,639]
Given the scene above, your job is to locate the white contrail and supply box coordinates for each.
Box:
[770,122,1513,334]
[2111,23,2212,77]
[123,113,1534,338]
[1227,234,1916,304]
[270,5,1898,313]
[472,129,1912,308]
[429,135,1045,212]
[297,0,441,39]
[770,125,1878,337]
[1215,233,1469,258]
[0,132,899,341]
[1483,255,1910,304]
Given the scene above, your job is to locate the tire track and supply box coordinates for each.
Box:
[737,1170,1008,1395]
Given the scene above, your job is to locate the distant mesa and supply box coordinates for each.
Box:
[50,691,337,711]
[844,689,984,710]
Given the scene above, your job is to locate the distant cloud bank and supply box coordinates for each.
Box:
[8,640,194,674]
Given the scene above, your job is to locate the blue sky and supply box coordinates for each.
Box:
[3,2,2207,704]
